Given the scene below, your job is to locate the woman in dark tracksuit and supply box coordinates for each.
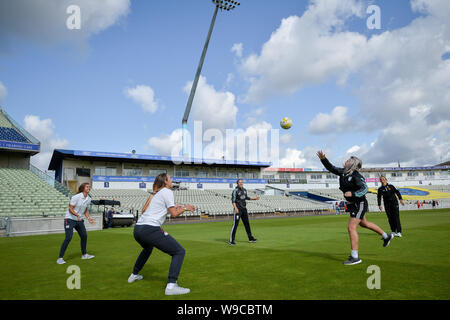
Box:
[317,151,393,265]
[229,179,259,245]
[127,173,195,296]
[377,176,405,237]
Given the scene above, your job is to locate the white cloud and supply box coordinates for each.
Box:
[308,106,352,135]
[183,76,238,131]
[280,133,292,145]
[147,129,182,157]
[358,110,450,166]
[0,81,7,103]
[148,76,240,158]
[0,0,130,50]
[24,115,69,171]
[346,145,360,154]
[240,0,366,104]
[279,146,329,169]
[125,85,160,113]
[231,43,243,57]
[238,0,450,165]
[225,73,234,88]
[279,148,308,168]
[147,120,279,164]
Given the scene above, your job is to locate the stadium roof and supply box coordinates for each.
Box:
[48,149,272,171]
[435,160,450,167]
[0,107,40,154]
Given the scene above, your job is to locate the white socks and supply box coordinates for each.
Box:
[381,232,388,239]
[351,250,358,259]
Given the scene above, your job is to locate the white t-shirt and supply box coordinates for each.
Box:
[65,192,91,221]
[136,188,175,227]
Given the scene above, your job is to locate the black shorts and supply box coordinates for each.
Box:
[347,199,368,219]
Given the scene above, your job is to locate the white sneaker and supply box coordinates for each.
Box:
[128,273,144,283]
[165,283,190,296]
[396,232,402,237]
[56,258,66,264]
[81,254,95,260]
[391,232,396,237]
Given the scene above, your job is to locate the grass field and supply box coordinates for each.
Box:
[1,209,449,300]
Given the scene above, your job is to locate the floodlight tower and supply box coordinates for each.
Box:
[182,0,241,158]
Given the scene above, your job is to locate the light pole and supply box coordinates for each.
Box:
[182,0,241,158]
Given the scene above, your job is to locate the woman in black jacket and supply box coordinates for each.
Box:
[377,175,404,237]
[317,151,392,265]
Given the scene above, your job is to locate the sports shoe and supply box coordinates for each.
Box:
[81,254,95,260]
[228,241,236,246]
[396,232,402,238]
[128,273,143,283]
[165,283,190,296]
[343,256,362,265]
[383,234,392,247]
[56,258,66,265]
[249,238,258,243]
[391,232,396,237]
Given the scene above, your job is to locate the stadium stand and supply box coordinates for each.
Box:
[89,188,150,213]
[87,188,332,220]
[304,186,450,212]
[0,112,14,128]
[0,127,29,143]
[0,167,70,217]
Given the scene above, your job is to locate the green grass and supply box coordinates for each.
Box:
[1,209,449,300]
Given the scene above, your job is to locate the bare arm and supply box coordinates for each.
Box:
[69,205,81,221]
[168,204,195,218]
[84,208,95,225]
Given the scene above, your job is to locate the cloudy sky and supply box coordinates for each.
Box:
[1,0,449,171]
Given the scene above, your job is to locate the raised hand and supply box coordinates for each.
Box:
[317,150,326,160]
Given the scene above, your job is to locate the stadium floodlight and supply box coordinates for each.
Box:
[182,0,241,158]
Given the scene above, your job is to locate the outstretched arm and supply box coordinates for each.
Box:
[168,204,196,218]
[317,150,344,176]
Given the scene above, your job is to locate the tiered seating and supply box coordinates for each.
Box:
[204,189,272,215]
[0,127,29,143]
[0,112,13,128]
[89,189,150,213]
[254,195,330,212]
[174,189,231,216]
[421,185,450,193]
[207,189,330,213]
[0,168,70,217]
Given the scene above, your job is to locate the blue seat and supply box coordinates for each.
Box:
[0,127,28,143]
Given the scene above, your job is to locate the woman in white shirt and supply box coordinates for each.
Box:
[57,183,96,264]
[128,173,195,296]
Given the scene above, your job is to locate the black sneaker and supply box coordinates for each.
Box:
[343,255,362,265]
[228,241,236,246]
[249,238,257,243]
[383,234,392,247]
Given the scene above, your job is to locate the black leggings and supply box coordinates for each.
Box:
[385,202,402,233]
[230,207,253,242]
[59,219,87,258]
[132,225,185,283]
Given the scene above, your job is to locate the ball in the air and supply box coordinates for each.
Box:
[280,117,292,129]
